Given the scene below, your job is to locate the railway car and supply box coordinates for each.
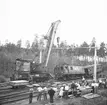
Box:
[54,63,92,81]
[9,80,29,89]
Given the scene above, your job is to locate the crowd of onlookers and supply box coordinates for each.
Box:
[29,76,107,104]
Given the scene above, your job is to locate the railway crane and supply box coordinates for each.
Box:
[10,20,61,88]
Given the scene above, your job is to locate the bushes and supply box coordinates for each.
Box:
[0,75,7,83]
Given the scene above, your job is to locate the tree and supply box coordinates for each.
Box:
[66,47,73,57]
[59,41,68,56]
[25,40,30,49]
[79,41,89,56]
[89,37,96,56]
[17,39,22,48]
[98,42,106,57]
[39,38,44,49]
[0,52,15,78]
[25,40,30,55]
[5,43,17,53]
[5,39,9,45]
[31,35,39,53]
[42,34,49,41]
[59,40,67,48]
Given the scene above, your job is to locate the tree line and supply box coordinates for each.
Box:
[0,36,107,80]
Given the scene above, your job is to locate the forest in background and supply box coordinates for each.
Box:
[0,36,107,81]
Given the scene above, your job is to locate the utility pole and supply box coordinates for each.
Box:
[94,39,97,82]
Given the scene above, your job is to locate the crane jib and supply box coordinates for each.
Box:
[45,20,61,67]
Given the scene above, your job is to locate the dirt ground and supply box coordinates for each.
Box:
[5,89,107,105]
[5,94,107,105]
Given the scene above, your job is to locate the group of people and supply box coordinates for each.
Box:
[29,85,56,104]
[29,76,101,104]
[29,81,83,104]
[58,81,82,99]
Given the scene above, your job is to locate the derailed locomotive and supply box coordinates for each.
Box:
[54,63,92,81]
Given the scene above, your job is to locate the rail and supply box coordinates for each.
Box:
[0,79,87,104]
[0,82,11,87]
[0,91,38,105]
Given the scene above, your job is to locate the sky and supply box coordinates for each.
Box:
[0,0,107,47]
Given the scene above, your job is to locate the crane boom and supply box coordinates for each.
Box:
[45,20,61,67]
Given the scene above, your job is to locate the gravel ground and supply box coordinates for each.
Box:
[4,94,107,105]
[3,82,107,105]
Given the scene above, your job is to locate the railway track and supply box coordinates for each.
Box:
[0,86,28,95]
[0,89,29,99]
[0,78,93,104]
[0,88,13,95]
[0,83,40,105]
[0,81,65,104]
[0,86,30,105]
[0,90,38,105]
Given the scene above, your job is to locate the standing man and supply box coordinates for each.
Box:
[48,87,55,104]
[37,86,43,101]
[43,86,48,101]
[91,81,99,93]
[29,87,34,104]
[82,76,85,83]
[64,84,69,99]
[71,81,77,95]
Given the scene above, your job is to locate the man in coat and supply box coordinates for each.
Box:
[48,87,55,104]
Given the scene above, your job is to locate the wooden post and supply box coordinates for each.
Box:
[94,42,97,82]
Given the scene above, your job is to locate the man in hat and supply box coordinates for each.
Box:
[48,87,55,104]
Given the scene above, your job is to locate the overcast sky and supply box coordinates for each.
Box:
[0,0,107,47]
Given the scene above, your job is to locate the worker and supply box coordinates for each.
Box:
[37,86,43,101]
[29,87,34,104]
[52,86,58,99]
[48,87,55,104]
[59,86,64,98]
[82,76,85,83]
[91,81,99,93]
[71,81,77,96]
[43,86,48,101]
[64,84,69,99]
[75,82,81,89]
